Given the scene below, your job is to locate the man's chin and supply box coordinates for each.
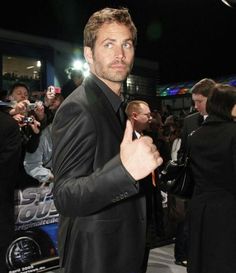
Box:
[110,72,129,82]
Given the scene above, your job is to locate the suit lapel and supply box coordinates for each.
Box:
[84,78,124,139]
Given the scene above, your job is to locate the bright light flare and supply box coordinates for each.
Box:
[73,60,83,70]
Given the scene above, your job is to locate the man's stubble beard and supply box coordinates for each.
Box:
[94,59,134,83]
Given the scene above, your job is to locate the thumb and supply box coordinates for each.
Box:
[122,120,133,144]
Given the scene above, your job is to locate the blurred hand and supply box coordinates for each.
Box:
[120,120,163,181]
[44,86,56,107]
[29,116,41,134]
[12,113,25,126]
[34,100,45,121]
[9,100,30,115]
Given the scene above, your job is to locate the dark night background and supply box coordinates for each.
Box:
[0,0,235,84]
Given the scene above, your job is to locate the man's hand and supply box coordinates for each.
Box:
[12,113,25,125]
[120,120,163,181]
[29,116,41,134]
[34,100,45,121]
[44,86,56,107]
[9,100,30,116]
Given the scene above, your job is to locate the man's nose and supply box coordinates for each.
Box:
[115,46,125,60]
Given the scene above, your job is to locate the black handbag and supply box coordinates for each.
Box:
[159,156,194,199]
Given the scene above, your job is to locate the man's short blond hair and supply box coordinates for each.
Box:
[125,100,148,118]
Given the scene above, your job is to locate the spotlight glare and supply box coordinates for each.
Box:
[73,60,83,70]
[221,0,236,7]
[36,61,41,67]
[83,70,90,78]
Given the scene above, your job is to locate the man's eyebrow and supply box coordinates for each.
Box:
[101,38,133,43]
[101,38,116,43]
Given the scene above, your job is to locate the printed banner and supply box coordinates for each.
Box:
[6,183,59,273]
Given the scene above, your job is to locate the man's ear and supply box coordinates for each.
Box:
[84,47,93,65]
[133,112,138,119]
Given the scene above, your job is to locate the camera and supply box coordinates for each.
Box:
[54,87,61,94]
[22,117,34,124]
[27,103,36,111]
[48,86,61,94]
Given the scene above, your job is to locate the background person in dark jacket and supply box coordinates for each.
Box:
[187,83,236,273]
[125,100,165,273]
[61,68,84,99]
[174,78,216,267]
[0,110,21,273]
[7,82,41,189]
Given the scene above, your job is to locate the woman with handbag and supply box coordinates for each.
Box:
[187,83,236,273]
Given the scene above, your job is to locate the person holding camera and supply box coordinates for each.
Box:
[40,85,64,128]
[7,82,41,188]
[7,82,41,137]
[24,87,64,185]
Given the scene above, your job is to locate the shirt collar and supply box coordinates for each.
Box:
[203,114,208,120]
[135,131,142,139]
[90,73,122,113]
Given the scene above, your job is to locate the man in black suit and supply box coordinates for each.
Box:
[174,78,216,266]
[52,8,163,273]
[0,110,21,273]
[180,78,216,155]
[125,100,165,273]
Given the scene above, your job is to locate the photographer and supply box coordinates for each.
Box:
[7,83,41,146]
[7,82,41,188]
[24,89,64,185]
[41,85,63,127]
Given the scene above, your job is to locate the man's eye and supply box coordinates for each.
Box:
[123,43,132,49]
[104,43,113,48]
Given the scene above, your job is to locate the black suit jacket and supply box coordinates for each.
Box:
[187,115,236,273]
[178,112,203,160]
[52,76,146,273]
[0,111,21,245]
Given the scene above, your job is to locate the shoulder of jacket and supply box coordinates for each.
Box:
[185,112,199,121]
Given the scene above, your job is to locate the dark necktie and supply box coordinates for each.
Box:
[117,102,126,128]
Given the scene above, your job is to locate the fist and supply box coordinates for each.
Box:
[120,120,163,181]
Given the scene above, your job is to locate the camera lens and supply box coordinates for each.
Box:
[22,117,34,124]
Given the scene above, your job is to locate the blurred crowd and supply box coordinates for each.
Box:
[0,83,64,188]
[0,82,66,272]
[3,76,235,273]
[0,80,189,189]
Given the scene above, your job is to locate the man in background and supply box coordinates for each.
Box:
[61,69,84,99]
[0,109,21,273]
[126,100,164,273]
[180,78,216,155]
[174,78,216,267]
